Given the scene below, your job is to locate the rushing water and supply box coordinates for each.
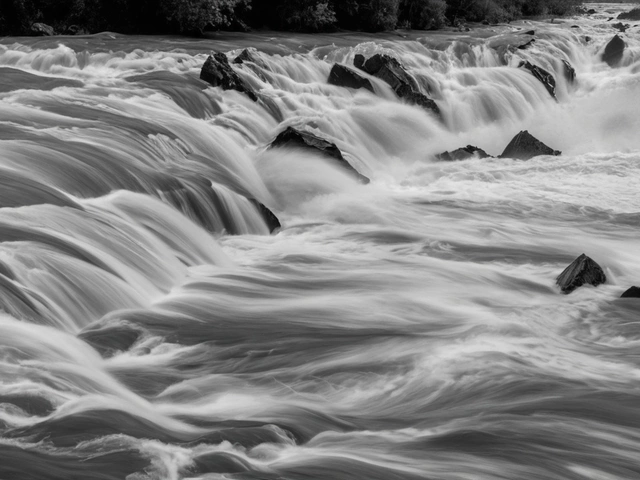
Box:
[1,3,640,480]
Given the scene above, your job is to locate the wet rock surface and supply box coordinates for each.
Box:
[500,130,561,160]
[270,127,370,184]
[200,52,258,101]
[328,64,374,92]
[556,254,607,294]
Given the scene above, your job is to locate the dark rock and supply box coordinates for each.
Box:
[30,23,55,36]
[618,9,640,21]
[621,286,640,298]
[250,199,281,233]
[587,8,597,14]
[602,35,625,68]
[500,130,560,160]
[437,145,491,161]
[556,253,606,294]
[395,83,440,115]
[585,36,592,43]
[519,61,556,99]
[328,64,374,92]
[200,53,258,101]
[562,60,576,83]
[612,22,627,32]
[354,53,440,118]
[79,323,143,358]
[517,39,536,50]
[269,127,369,184]
[233,49,258,65]
[65,25,88,35]
[571,25,580,29]
[354,54,366,70]
[521,30,535,35]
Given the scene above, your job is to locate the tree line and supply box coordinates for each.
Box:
[0,0,583,36]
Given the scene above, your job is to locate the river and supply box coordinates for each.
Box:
[1,3,640,480]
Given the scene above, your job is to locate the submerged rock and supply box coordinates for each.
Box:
[250,199,281,233]
[517,39,536,50]
[79,323,143,358]
[562,60,576,83]
[437,145,491,161]
[519,61,556,99]
[556,254,606,294]
[328,64,374,92]
[612,22,628,32]
[602,35,625,67]
[354,53,440,118]
[31,23,55,36]
[621,286,640,298]
[200,52,258,101]
[269,127,369,184]
[500,130,560,160]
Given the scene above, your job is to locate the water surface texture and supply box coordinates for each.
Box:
[1,3,640,480]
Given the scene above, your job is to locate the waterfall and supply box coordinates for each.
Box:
[1,4,640,480]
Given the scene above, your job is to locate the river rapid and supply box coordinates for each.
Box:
[1,3,640,479]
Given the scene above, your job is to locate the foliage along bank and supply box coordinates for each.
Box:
[0,0,583,36]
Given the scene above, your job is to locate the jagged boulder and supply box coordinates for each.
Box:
[556,254,606,294]
[562,60,576,83]
[354,53,440,118]
[500,130,560,160]
[250,199,281,233]
[200,52,258,101]
[437,145,491,161]
[602,35,625,67]
[233,49,259,65]
[621,286,640,298]
[269,127,369,184]
[328,64,374,92]
[519,61,556,99]
[31,23,55,36]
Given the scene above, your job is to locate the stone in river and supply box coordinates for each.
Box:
[500,130,560,160]
[556,254,606,294]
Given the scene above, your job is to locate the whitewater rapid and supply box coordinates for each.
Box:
[1,3,640,480]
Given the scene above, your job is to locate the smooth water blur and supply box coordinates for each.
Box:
[1,3,640,480]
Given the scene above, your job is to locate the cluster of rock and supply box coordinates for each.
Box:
[437,130,560,162]
[196,31,627,236]
[30,23,88,36]
[200,52,258,102]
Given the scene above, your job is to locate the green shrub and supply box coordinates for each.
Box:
[276,0,337,31]
[399,0,447,29]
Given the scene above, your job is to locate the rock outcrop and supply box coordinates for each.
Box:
[269,127,370,184]
[621,286,640,298]
[31,23,55,36]
[353,53,440,118]
[250,199,281,233]
[200,52,258,101]
[437,145,491,161]
[618,8,640,20]
[556,254,606,294]
[500,130,560,160]
[328,64,374,92]
[602,35,625,68]
[519,61,556,99]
